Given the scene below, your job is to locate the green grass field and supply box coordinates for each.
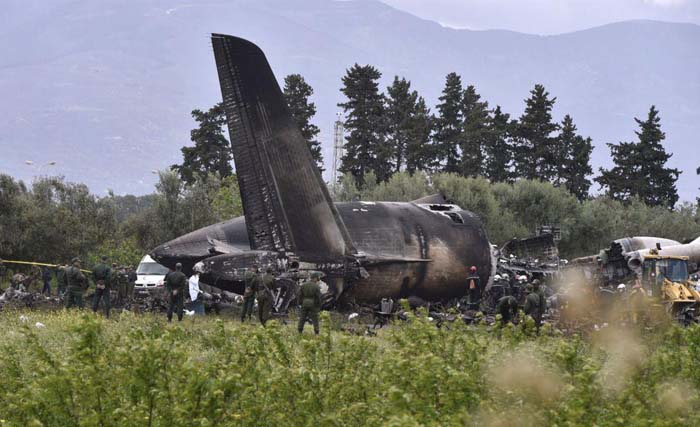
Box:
[0,310,698,427]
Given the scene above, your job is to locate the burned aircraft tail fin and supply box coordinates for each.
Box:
[211,34,356,260]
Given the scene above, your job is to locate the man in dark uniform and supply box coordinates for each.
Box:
[112,264,128,306]
[241,264,260,322]
[496,295,519,326]
[127,266,137,302]
[257,266,276,326]
[91,256,112,317]
[41,266,53,295]
[165,262,187,322]
[56,264,67,297]
[524,280,545,330]
[466,266,481,309]
[298,271,323,334]
[65,258,88,309]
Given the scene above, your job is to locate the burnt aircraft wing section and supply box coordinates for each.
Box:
[211,34,355,260]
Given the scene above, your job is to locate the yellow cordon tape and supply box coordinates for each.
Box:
[1,260,92,273]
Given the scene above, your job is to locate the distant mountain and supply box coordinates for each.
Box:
[1,0,698,200]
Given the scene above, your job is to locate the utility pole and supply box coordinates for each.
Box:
[331,112,344,185]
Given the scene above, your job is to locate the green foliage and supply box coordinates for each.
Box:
[434,72,464,174]
[556,114,593,201]
[597,105,681,208]
[338,64,389,184]
[514,84,559,181]
[460,85,490,177]
[283,74,324,172]
[2,311,700,426]
[172,103,233,186]
[333,172,699,258]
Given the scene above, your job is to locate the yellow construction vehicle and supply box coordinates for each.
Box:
[640,251,700,324]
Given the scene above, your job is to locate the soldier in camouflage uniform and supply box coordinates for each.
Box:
[56,264,67,297]
[241,264,260,322]
[113,264,129,306]
[165,263,187,322]
[65,258,88,309]
[91,256,112,317]
[523,280,546,330]
[496,295,519,326]
[298,271,323,335]
[257,266,276,326]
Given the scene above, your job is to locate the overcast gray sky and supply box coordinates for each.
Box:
[381,0,699,34]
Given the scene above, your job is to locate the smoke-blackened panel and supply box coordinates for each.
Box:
[211,34,355,259]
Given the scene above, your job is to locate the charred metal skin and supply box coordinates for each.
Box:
[152,201,492,303]
[150,34,494,304]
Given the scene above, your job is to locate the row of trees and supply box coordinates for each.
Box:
[1,170,696,270]
[338,66,682,207]
[0,172,242,269]
[170,67,684,208]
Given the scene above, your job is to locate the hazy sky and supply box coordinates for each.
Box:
[381,0,700,34]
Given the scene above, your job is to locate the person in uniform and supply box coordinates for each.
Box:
[466,266,481,309]
[41,266,53,295]
[91,256,112,317]
[240,264,260,322]
[298,271,323,335]
[496,295,519,326]
[523,281,544,330]
[257,266,276,326]
[65,258,88,309]
[127,266,137,301]
[165,262,187,322]
[113,264,128,306]
[56,264,67,297]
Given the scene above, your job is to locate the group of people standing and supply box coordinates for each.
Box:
[60,256,137,317]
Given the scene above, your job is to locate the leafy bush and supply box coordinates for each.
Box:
[1,311,699,426]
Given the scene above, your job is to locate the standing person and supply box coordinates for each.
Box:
[298,272,322,335]
[56,264,67,297]
[523,282,544,330]
[65,258,88,309]
[41,266,53,296]
[165,263,187,322]
[466,266,481,309]
[113,264,128,306]
[257,266,276,326]
[127,266,137,302]
[188,271,205,315]
[91,256,112,318]
[240,264,260,322]
[496,295,519,326]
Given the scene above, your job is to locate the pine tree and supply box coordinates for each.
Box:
[405,98,435,174]
[338,64,389,184]
[514,85,559,181]
[172,103,232,185]
[283,74,324,172]
[635,106,680,207]
[386,76,418,172]
[483,106,514,183]
[434,73,464,173]
[557,115,593,200]
[597,106,680,207]
[460,85,490,177]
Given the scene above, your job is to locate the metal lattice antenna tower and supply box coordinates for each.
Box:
[331,112,344,185]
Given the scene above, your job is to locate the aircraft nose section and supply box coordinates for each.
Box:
[149,242,174,267]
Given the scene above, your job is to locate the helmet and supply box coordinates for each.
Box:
[175,262,183,270]
[494,274,502,281]
[71,257,81,264]
[501,274,510,281]
[310,271,323,279]
[518,275,528,282]
[617,283,626,290]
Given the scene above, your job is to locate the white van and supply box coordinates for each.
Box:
[135,255,169,292]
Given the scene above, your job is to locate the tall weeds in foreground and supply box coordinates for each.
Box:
[0,310,698,426]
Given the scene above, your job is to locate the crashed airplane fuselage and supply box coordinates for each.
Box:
[150,34,493,304]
